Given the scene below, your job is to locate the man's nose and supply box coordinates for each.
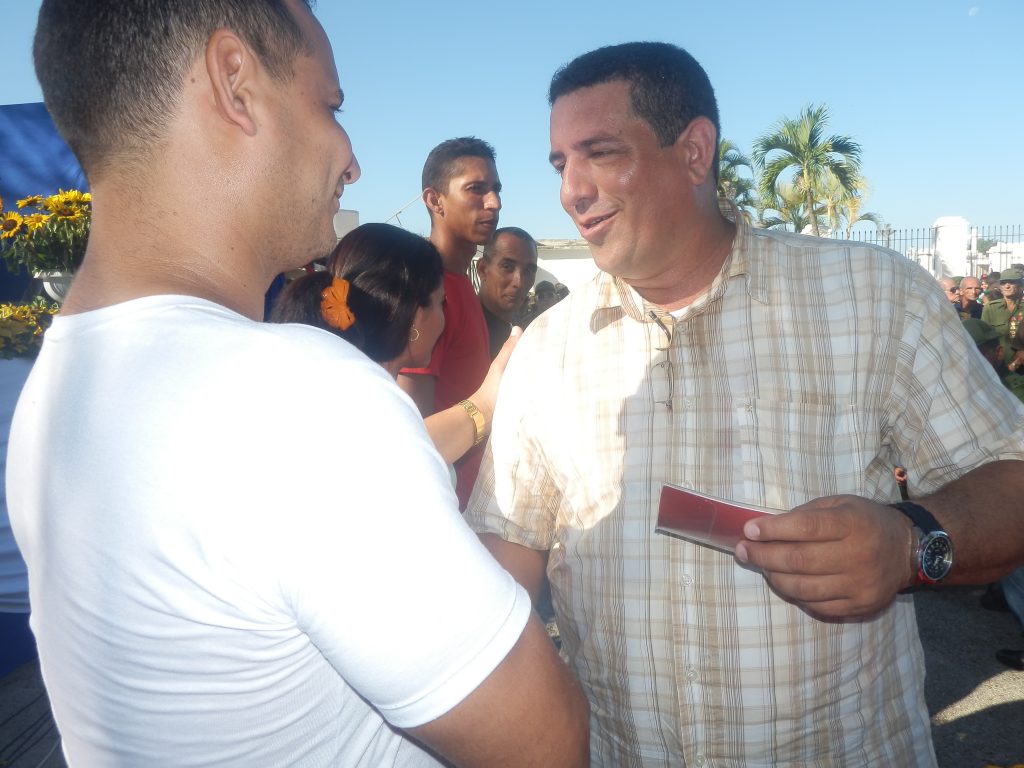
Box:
[560,159,595,215]
[343,154,361,184]
[485,190,501,210]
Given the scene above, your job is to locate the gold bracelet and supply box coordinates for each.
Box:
[458,399,487,446]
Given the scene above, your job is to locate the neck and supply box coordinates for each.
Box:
[429,226,479,275]
[59,178,276,321]
[482,300,514,324]
[381,359,403,379]
[629,208,737,312]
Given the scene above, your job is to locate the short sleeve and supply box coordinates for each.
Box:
[887,268,1024,492]
[465,331,560,551]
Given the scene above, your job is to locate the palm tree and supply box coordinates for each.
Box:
[717,139,757,217]
[753,104,862,237]
[757,181,820,234]
[819,175,883,239]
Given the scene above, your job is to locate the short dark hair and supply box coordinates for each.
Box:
[534,281,556,296]
[271,224,443,363]
[481,227,538,261]
[34,0,313,176]
[548,42,720,175]
[421,137,497,193]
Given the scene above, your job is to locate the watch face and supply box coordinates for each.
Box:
[920,532,954,582]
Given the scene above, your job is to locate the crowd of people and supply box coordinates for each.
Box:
[8,1,1024,766]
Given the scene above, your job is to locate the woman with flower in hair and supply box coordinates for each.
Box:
[271,223,516,465]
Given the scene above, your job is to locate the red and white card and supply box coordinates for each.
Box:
[655,484,780,553]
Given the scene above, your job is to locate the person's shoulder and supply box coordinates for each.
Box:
[515,276,601,350]
[168,301,393,391]
[750,229,925,293]
[256,321,392,380]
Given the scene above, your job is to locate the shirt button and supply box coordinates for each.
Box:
[684,397,695,408]
[682,481,694,490]
[686,665,698,682]
[682,574,694,587]
[695,757,706,768]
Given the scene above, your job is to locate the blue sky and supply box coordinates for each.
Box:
[3,1,1022,240]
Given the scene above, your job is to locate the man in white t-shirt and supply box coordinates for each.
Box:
[8,1,588,765]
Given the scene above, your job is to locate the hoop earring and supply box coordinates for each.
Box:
[409,327,420,342]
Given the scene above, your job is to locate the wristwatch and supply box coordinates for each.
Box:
[457,399,487,446]
[890,501,954,586]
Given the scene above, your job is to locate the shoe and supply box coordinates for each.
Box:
[981,583,1011,612]
[995,648,1024,670]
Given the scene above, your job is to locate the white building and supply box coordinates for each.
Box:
[535,239,598,290]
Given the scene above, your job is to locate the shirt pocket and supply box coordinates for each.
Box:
[737,398,870,510]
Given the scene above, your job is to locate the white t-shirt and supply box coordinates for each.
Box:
[8,296,529,766]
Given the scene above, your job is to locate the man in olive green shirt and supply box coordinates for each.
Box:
[981,268,1024,367]
[962,318,1024,403]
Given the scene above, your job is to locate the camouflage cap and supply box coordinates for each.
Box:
[961,318,1001,346]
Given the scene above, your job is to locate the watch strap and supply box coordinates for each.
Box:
[889,501,944,534]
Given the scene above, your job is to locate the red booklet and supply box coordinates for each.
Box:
[655,484,780,553]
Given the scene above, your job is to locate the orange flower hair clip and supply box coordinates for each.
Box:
[321,277,356,331]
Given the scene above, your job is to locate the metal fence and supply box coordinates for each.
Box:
[833,224,1024,276]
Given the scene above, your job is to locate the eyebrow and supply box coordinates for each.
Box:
[549,134,625,165]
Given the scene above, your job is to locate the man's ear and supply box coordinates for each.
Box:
[205,28,259,137]
[423,188,444,218]
[675,116,718,186]
[475,257,487,281]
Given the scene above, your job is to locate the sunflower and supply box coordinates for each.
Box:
[23,213,50,233]
[1,188,90,276]
[0,300,59,359]
[16,194,44,209]
[42,194,75,217]
[1,211,24,239]
[60,189,91,205]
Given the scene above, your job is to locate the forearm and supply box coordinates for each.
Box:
[915,459,1024,585]
[424,405,479,465]
[735,460,1024,619]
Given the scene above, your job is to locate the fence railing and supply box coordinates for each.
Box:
[833,224,1024,276]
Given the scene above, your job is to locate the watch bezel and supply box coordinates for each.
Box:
[917,530,954,584]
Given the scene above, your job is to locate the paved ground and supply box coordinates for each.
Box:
[1,586,1022,767]
[917,587,1024,767]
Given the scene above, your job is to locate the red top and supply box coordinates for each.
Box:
[401,270,490,509]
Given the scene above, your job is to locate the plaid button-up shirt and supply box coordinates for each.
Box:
[467,205,1024,767]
